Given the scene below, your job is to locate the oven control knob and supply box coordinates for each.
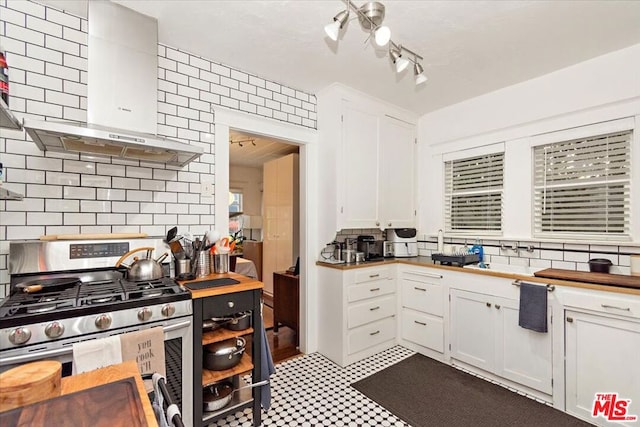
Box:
[95,314,112,330]
[9,327,31,345]
[161,304,175,317]
[138,307,153,322]
[45,322,65,339]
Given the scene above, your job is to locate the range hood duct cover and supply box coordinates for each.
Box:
[22,0,202,167]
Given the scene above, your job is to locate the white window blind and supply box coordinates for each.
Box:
[444,152,504,233]
[533,130,631,239]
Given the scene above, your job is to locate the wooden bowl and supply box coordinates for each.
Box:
[0,360,62,411]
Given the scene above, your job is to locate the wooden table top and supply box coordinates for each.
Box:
[179,271,263,299]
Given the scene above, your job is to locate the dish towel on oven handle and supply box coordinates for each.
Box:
[120,326,166,393]
[518,281,548,333]
[72,335,123,375]
[260,301,276,410]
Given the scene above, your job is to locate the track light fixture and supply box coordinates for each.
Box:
[230,138,256,148]
[324,0,427,86]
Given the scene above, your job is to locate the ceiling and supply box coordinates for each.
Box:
[229,129,298,168]
[36,1,640,116]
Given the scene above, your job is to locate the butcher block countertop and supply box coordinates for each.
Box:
[317,257,640,296]
[178,271,263,299]
[0,361,158,427]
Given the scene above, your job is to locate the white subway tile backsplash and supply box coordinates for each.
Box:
[7,226,45,240]
[140,179,166,192]
[564,251,590,263]
[153,192,178,204]
[112,177,140,190]
[273,92,287,103]
[96,188,125,201]
[95,163,125,177]
[26,98,62,117]
[80,200,110,213]
[80,225,111,234]
[63,186,95,199]
[26,43,62,64]
[62,52,87,71]
[230,69,248,83]
[126,190,153,202]
[6,22,44,46]
[97,214,126,225]
[63,159,94,174]
[139,202,165,214]
[45,8,81,29]
[165,47,189,64]
[1,5,26,26]
[178,85,199,99]
[46,199,79,212]
[178,214,199,225]
[153,169,177,180]
[64,213,94,225]
[28,211,62,225]
[27,71,63,91]
[80,175,111,188]
[540,249,564,261]
[125,166,153,180]
[620,246,640,255]
[29,183,61,198]
[140,225,166,237]
[2,211,26,225]
[529,258,552,269]
[551,260,576,270]
[61,26,86,44]
[11,168,45,183]
[199,69,220,84]
[177,171,199,183]
[152,214,178,224]
[210,62,231,77]
[189,55,210,70]
[6,197,44,212]
[177,62,198,78]
[166,203,188,214]
[126,213,152,225]
[564,243,589,251]
[26,14,61,37]
[44,33,80,55]
[165,181,189,193]
[1,153,25,168]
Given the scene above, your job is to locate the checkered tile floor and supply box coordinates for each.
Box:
[208,345,416,427]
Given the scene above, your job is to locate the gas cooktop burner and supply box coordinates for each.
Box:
[86,296,116,304]
[27,304,57,314]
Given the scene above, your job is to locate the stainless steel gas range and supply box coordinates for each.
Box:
[0,237,193,426]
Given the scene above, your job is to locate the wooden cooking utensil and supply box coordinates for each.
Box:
[39,233,148,241]
[0,361,62,411]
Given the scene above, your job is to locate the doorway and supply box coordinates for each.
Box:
[213,107,318,355]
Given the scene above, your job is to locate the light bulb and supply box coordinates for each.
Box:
[374,26,391,47]
[415,73,428,85]
[395,56,410,73]
[324,20,341,41]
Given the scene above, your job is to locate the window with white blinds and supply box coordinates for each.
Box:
[533,130,631,239]
[444,152,504,233]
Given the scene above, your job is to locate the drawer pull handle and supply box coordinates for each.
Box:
[370,288,380,292]
[414,287,427,292]
[370,330,380,336]
[369,274,380,278]
[495,304,501,310]
[408,271,442,279]
[601,304,631,311]
[414,320,427,326]
[566,317,574,323]
[486,302,492,308]
[228,301,235,308]
[369,306,380,311]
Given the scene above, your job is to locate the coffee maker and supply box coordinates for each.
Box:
[356,235,384,261]
[386,228,418,257]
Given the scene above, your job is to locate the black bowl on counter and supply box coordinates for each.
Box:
[589,258,612,273]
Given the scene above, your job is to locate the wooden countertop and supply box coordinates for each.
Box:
[178,271,263,299]
[317,257,640,296]
[60,360,158,426]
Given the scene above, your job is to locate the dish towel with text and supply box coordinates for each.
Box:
[518,282,548,333]
[120,326,166,393]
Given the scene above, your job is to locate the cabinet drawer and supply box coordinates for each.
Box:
[401,309,444,353]
[560,289,640,319]
[353,267,391,284]
[402,269,443,282]
[348,295,395,329]
[348,316,396,355]
[347,278,395,303]
[400,279,443,316]
[201,291,254,318]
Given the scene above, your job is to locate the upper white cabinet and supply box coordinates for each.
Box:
[316,84,417,238]
[339,99,416,230]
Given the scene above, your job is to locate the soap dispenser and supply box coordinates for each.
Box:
[470,239,484,262]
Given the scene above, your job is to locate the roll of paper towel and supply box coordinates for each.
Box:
[631,255,640,276]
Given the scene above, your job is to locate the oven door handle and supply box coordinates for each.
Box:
[0,346,74,366]
[1,320,191,367]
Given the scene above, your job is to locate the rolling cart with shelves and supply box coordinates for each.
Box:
[190,278,264,426]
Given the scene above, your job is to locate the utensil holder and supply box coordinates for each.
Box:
[196,251,210,277]
[213,253,230,273]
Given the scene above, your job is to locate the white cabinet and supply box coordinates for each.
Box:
[450,288,553,395]
[338,99,416,230]
[398,267,445,357]
[562,289,640,426]
[317,265,397,367]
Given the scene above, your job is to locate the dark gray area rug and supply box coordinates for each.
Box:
[352,354,593,427]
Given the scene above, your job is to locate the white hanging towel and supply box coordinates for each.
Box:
[72,335,122,374]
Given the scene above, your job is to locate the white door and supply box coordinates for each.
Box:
[340,100,380,229]
[450,289,495,373]
[496,297,553,394]
[379,116,415,229]
[565,310,640,426]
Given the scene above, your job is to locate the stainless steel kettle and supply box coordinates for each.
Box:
[115,246,169,281]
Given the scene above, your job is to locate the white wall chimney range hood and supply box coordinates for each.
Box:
[21,0,203,167]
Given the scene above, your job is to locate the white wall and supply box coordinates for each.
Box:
[229,165,263,217]
[418,43,640,244]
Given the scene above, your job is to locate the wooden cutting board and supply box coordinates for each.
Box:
[40,233,148,241]
[0,378,148,427]
[533,268,640,290]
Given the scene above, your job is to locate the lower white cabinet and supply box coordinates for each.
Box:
[564,310,640,426]
[318,265,397,367]
[450,288,553,395]
[398,267,445,356]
